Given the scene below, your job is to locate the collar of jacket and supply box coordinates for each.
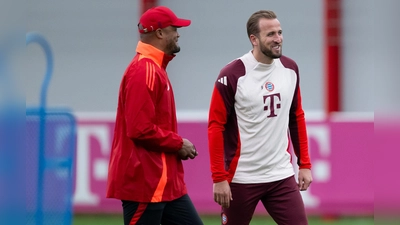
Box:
[136,41,175,69]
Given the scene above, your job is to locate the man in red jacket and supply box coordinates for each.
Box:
[106,6,203,225]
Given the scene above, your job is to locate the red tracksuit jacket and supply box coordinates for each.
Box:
[106,41,186,202]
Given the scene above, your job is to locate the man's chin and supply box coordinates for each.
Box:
[172,47,181,54]
[273,53,282,58]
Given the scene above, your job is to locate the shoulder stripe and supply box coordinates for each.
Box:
[217,76,227,86]
[150,63,155,91]
[146,62,156,91]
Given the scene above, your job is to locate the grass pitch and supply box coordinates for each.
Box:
[73,214,380,225]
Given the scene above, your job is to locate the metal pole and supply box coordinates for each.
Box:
[325,0,342,113]
[141,0,158,14]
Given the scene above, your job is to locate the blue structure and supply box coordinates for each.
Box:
[26,32,76,225]
[0,31,26,225]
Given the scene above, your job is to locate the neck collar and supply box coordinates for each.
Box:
[136,41,175,68]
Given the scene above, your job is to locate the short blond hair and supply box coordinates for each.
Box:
[246,10,277,38]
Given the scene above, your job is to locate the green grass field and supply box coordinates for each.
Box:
[72,214,386,225]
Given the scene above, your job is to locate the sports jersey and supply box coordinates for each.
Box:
[208,51,311,184]
[106,41,186,202]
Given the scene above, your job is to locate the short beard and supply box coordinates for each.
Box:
[166,41,180,55]
[260,44,282,59]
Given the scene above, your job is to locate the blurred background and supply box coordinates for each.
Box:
[2,0,399,224]
[24,0,384,113]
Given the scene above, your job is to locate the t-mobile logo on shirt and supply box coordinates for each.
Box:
[263,93,281,117]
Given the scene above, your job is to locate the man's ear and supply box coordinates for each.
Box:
[155,29,163,39]
[250,34,258,46]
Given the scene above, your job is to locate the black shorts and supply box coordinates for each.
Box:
[122,194,203,225]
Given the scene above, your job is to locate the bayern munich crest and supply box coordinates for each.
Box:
[222,213,228,224]
[265,81,275,91]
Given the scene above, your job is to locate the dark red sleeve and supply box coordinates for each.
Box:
[208,85,230,182]
[208,59,245,183]
[281,56,311,169]
[289,86,312,169]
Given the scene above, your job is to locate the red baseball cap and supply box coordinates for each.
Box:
[138,6,191,33]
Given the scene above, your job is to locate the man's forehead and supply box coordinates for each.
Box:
[259,18,280,26]
[259,19,281,30]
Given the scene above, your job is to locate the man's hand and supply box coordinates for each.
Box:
[213,180,232,208]
[298,169,312,191]
[177,138,198,160]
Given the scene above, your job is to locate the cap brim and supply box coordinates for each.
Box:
[171,18,191,27]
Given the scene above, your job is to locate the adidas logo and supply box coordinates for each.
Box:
[218,76,227,86]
